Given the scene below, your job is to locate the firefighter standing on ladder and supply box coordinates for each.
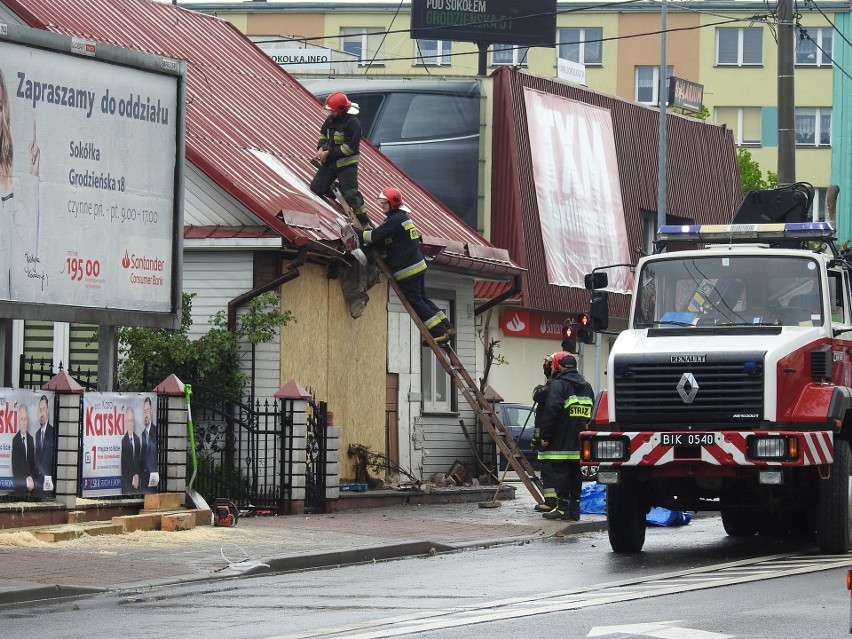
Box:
[538,352,594,521]
[361,187,455,344]
[310,91,370,226]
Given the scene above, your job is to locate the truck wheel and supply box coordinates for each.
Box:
[816,438,852,554]
[720,509,757,537]
[607,482,646,553]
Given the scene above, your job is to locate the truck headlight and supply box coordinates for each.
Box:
[593,437,627,461]
[749,435,797,460]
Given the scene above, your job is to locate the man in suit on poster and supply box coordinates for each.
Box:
[140,397,158,493]
[34,394,55,496]
[121,407,142,495]
[11,403,36,495]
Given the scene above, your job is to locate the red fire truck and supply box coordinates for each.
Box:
[581,218,852,554]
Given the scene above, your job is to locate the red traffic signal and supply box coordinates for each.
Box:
[576,313,594,344]
[561,322,577,352]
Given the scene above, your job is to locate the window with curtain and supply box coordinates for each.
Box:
[795,107,831,146]
[415,39,452,66]
[796,27,833,66]
[557,27,603,65]
[422,298,455,413]
[635,66,673,105]
[491,43,528,66]
[341,27,384,66]
[717,27,763,66]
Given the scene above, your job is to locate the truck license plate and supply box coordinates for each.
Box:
[661,433,715,446]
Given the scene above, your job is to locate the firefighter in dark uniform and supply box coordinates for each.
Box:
[310,91,370,225]
[531,354,558,512]
[538,352,594,521]
[361,187,454,344]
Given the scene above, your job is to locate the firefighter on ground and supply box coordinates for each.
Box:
[531,353,558,513]
[310,91,370,226]
[537,352,594,521]
[361,187,455,344]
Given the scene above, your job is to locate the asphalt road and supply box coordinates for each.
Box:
[2,516,849,639]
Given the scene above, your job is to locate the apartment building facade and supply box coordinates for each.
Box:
[191,0,851,234]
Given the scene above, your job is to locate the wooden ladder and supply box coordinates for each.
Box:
[330,184,544,504]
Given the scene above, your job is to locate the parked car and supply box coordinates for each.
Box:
[495,402,599,481]
[496,402,537,470]
[301,78,481,231]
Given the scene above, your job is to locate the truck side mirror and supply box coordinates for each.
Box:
[585,272,608,290]
[590,291,609,331]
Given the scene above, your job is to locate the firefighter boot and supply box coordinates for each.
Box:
[534,489,558,513]
[542,500,572,521]
[567,499,581,521]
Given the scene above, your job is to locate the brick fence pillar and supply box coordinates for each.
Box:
[152,375,189,499]
[44,371,85,509]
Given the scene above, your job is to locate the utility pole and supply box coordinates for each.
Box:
[656,0,668,232]
[777,0,796,184]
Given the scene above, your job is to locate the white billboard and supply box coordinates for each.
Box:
[523,88,633,294]
[0,25,185,328]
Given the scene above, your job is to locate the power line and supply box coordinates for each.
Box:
[795,23,852,80]
[803,0,852,50]
[253,15,756,68]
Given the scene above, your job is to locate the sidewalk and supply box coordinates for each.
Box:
[0,486,607,606]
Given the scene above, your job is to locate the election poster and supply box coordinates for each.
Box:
[82,392,159,497]
[0,389,56,497]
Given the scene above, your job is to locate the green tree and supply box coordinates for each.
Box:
[116,291,293,399]
[737,148,778,195]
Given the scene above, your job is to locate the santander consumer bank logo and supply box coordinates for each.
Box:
[122,250,166,286]
[500,310,529,335]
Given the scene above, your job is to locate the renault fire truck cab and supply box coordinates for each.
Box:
[581,221,852,554]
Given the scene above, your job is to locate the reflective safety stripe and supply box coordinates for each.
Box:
[340,144,353,156]
[542,489,557,498]
[362,229,373,243]
[425,313,444,329]
[537,451,580,460]
[402,219,421,240]
[394,259,426,281]
[565,396,593,419]
[335,155,359,168]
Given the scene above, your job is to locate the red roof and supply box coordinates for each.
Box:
[4,0,520,278]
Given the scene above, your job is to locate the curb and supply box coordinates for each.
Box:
[0,519,611,606]
[0,584,107,606]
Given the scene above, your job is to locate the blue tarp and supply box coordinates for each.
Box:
[580,483,692,527]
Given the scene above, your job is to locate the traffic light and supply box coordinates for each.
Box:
[561,322,577,353]
[577,313,595,344]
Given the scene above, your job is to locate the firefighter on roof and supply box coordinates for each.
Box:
[538,352,594,521]
[361,187,455,344]
[310,91,370,226]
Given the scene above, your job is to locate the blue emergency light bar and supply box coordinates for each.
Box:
[657,221,834,244]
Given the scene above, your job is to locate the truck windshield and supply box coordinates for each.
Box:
[634,255,823,327]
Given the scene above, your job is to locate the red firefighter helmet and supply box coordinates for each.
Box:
[376,187,403,208]
[324,91,359,115]
[550,351,577,373]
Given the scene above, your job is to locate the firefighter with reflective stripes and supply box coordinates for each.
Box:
[538,352,594,521]
[361,187,454,344]
[531,354,558,513]
[310,91,370,226]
